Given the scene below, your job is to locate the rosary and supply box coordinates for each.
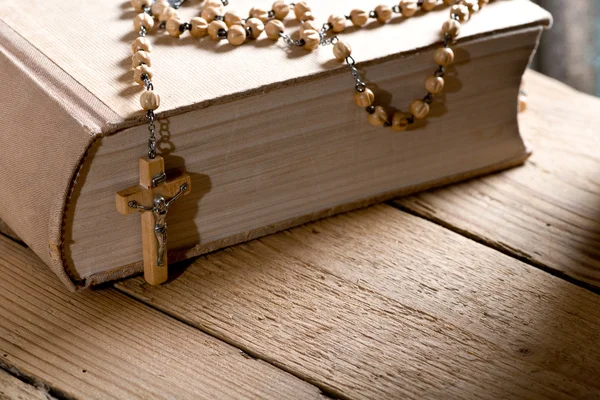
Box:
[118,0,488,285]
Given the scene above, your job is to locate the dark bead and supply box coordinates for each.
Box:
[366,105,376,114]
[217,28,228,39]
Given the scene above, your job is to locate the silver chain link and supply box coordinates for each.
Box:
[346,55,366,92]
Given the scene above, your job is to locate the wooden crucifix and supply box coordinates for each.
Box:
[116,156,191,285]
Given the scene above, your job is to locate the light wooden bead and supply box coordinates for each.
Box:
[190,17,209,38]
[208,20,227,40]
[442,19,461,37]
[400,0,419,17]
[249,7,270,23]
[451,4,470,21]
[375,5,393,23]
[245,18,264,39]
[463,0,480,13]
[202,6,223,23]
[133,64,153,86]
[368,106,389,127]
[131,0,151,12]
[265,20,285,40]
[166,17,184,38]
[421,0,438,11]
[349,9,369,27]
[272,1,290,19]
[301,11,315,21]
[224,11,243,27]
[301,29,320,50]
[205,0,223,6]
[425,76,445,94]
[140,91,160,111]
[134,13,154,32]
[443,0,455,4]
[132,50,151,68]
[391,112,410,132]
[354,88,375,107]
[131,37,152,53]
[293,2,311,20]
[433,47,455,66]
[227,24,247,45]
[158,7,178,24]
[151,0,170,17]
[328,14,347,33]
[410,100,430,119]
[478,0,489,7]
[301,21,319,33]
[333,41,352,61]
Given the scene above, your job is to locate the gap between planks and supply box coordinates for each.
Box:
[394,70,600,291]
[117,204,600,400]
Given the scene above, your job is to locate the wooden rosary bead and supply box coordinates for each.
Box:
[133,64,153,86]
[425,76,445,94]
[328,14,347,33]
[227,24,247,45]
[433,47,455,66]
[134,13,154,32]
[301,20,319,33]
[202,6,223,23]
[265,20,285,40]
[442,19,461,37]
[462,0,480,13]
[131,37,152,53]
[158,7,178,24]
[301,29,321,50]
[450,4,470,21]
[205,0,223,6]
[166,17,184,38]
[249,7,270,23]
[374,5,393,23]
[140,91,160,111]
[208,20,227,40]
[293,2,311,20]
[443,0,455,4]
[151,0,170,17]
[410,100,430,119]
[224,11,243,27]
[272,1,290,19]
[421,0,438,11]
[349,9,369,27]
[333,41,352,61]
[368,106,389,127]
[190,17,209,38]
[400,0,419,17]
[132,50,151,68]
[354,88,375,107]
[391,112,410,132]
[245,18,265,39]
[131,0,151,12]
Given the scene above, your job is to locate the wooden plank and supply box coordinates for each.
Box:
[0,369,51,400]
[117,205,600,400]
[0,235,323,400]
[395,70,600,288]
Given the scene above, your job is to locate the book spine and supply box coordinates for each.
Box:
[0,21,118,290]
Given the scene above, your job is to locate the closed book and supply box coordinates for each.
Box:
[0,0,551,290]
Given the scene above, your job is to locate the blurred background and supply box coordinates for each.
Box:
[532,0,599,96]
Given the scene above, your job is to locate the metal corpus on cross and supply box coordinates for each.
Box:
[116,156,192,285]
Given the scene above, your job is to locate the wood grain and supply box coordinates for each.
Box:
[0,235,323,400]
[395,70,600,289]
[117,205,600,400]
[0,369,51,400]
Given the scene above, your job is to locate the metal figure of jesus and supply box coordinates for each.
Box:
[116,156,192,285]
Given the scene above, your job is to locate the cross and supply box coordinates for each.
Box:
[116,156,191,285]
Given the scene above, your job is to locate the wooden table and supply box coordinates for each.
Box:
[2,71,600,400]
